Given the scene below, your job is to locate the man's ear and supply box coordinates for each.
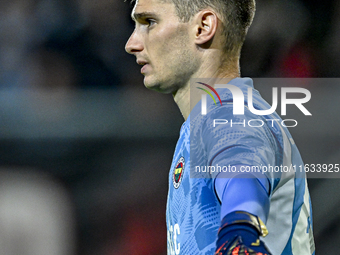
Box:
[193,10,218,46]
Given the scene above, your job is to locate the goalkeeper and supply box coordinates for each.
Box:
[125,0,315,254]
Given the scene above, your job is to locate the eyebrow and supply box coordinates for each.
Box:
[131,11,158,21]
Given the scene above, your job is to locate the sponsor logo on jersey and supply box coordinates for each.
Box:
[173,157,185,189]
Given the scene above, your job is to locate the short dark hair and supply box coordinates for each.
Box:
[169,0,255,55]
[130,0,255,55]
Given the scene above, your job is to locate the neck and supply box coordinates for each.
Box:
[173,67,239,120]
[172,48,241,120]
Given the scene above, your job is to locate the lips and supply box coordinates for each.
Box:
[137,59,147,66]
[141,64,148,74]
[137,59,149,74]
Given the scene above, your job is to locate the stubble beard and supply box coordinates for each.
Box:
[144,31,199,94]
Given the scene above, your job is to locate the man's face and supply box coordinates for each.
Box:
[125,0,199,93]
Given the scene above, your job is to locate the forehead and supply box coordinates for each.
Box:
[131,0,175,20]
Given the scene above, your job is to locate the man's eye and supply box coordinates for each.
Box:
[146,19,156,26]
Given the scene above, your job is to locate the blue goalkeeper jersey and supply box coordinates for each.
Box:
[166,78,315,255]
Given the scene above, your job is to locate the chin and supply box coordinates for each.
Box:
[144,77,172,94]
[143,78,159,90]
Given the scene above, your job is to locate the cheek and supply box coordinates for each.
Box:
[147,25,185,57]
[146,24,194,78]
[146,39,175,73]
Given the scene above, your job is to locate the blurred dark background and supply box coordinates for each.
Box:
[0,0,339,254]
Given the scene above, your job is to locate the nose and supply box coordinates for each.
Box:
[125,29,143,55]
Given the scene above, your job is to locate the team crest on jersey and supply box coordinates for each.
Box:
[173,157,185,189]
